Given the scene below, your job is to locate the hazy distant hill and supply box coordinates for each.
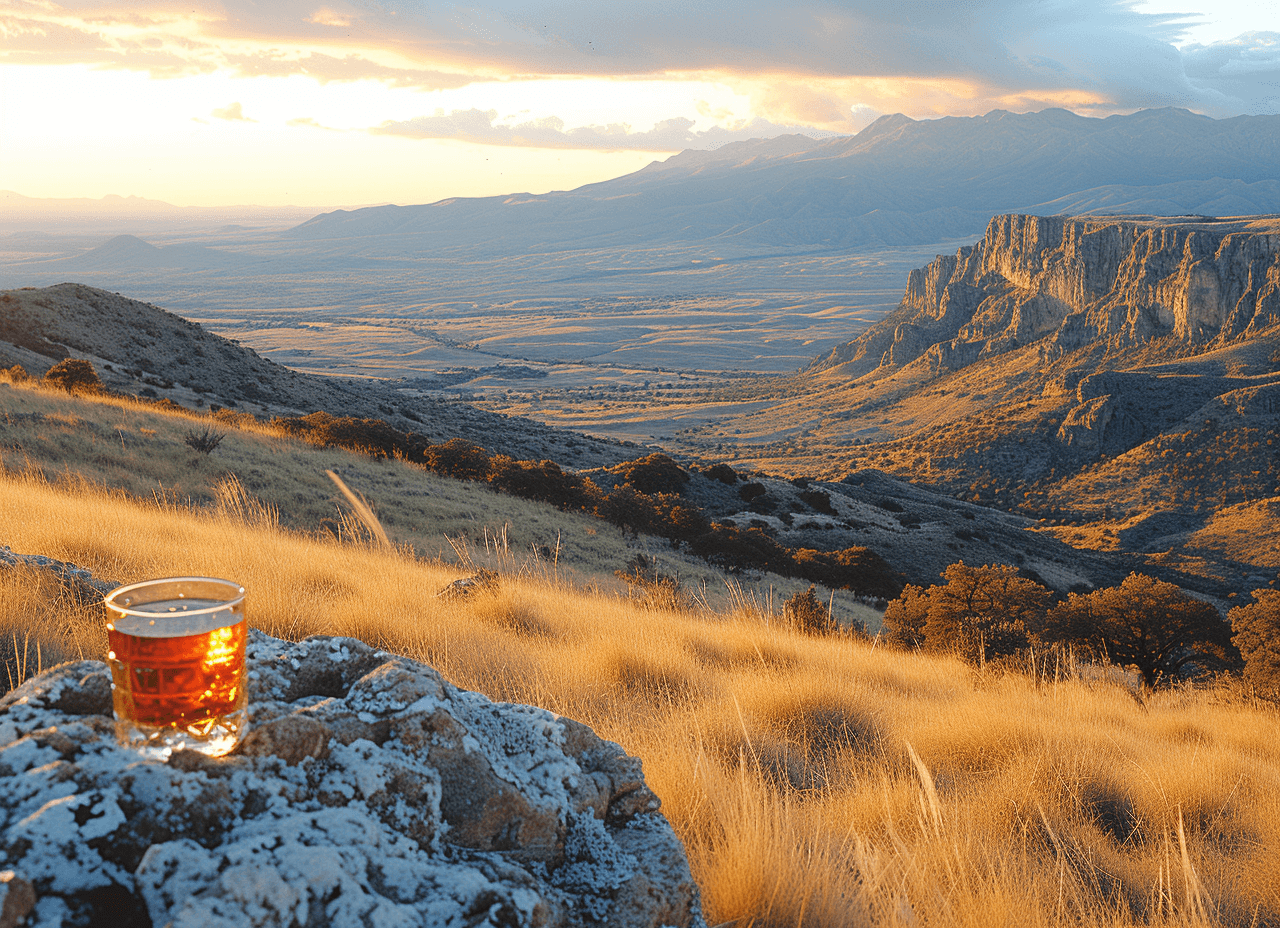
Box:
[288,108,1280,251]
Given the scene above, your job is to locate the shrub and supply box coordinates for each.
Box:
[1,365,30,383]
[271,412,413,459]
[1229,588,1280,698]
[614,555,686,611]
[42,359,101,394]
[798,489,835,514]
[183,428,225,454]
[422,438,491,482]
[488,456,603,512]
[610,453,689,495]
[783,586,832,635]
[791,547,905,601]
[738,482,767,503]
[882,584,930,649]
[688,523,791,575]
[920,563,1050,664]
[703,463,738,484]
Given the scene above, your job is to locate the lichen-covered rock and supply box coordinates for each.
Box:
[0,632,705,927]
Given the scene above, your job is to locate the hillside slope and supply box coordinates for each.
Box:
[680,215,1280,599]
[0,283,629,468]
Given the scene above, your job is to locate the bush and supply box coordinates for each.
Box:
[488,456,601,511]
[798,489,835,514]
[688,523,791,575]
[738,482,767,503]
[423,438,491,482]
[183,428,225,454]
[271,412,413,459]
[703,463,738,484]
[610,453,689,495]
[908,563,1050,664]
[1229,589,1280,698]
[42,359,101,394]
[791,547,905,601]
[615,555,686,611]
[882,585,930,649]
[783,586,831,634]
[1,365,30,383]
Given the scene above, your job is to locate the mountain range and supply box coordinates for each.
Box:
[287,107,1280,252]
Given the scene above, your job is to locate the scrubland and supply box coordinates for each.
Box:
[2,458,1278,926]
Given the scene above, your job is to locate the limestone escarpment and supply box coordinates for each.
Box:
[814,214,1280,378]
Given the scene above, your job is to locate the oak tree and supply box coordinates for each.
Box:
[922,563,1051,663]
[1043,573,1236,689]
[1229,588,1280,698]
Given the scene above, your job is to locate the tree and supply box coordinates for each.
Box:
[1042,573,1237,689]
[882,584,931,649]
[42,358,101,393]
[1229,588,1280,698]
[922,563,1051,663]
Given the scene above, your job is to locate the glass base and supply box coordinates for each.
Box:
[114,706,249,760]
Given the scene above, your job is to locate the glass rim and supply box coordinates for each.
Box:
[104,576,246,617]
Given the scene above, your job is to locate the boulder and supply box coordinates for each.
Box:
[0,632,705,927]
[435,569,501,601]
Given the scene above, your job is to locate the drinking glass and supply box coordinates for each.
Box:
[104,577,248,758]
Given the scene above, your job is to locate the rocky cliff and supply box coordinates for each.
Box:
[815,214,1280,378]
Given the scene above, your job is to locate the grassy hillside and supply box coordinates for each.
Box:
[3,457,1279,926]
[0,375,881,622]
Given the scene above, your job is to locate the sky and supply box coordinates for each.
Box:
[1,1,1277,208]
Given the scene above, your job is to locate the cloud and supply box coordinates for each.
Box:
[211,102,253,121]
[287,116,337,130]
[3,1,1275,119]
[373,108,833,150]
[1181,32,1280,115]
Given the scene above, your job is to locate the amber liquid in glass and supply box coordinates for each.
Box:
[106,599,247,757]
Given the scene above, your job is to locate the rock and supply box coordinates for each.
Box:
[0,871,36,928]
[0,545,118,601]
[0,632,705,927]
[435,568,501,601]
[812,214,1280,378]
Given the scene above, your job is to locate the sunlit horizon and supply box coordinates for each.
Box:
[1,0,1275,209]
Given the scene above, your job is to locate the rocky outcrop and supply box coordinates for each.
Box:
[812,214,1280,378]
[0,633,704,927]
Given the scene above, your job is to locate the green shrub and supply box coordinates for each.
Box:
[489,456,602,511]
[791,547,904,601]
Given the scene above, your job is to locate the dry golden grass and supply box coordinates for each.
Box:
[3,466,1278,927]
[0,377,879,623]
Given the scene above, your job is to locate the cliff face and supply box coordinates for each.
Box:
[816,214,1280,378]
